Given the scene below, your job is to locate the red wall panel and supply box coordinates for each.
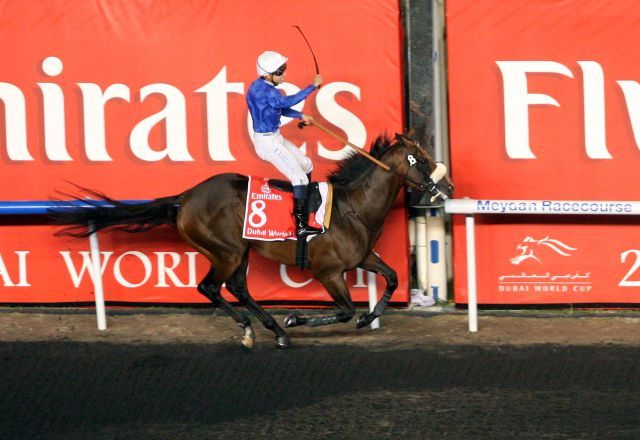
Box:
[447,0,640,304]
[0,0,409,304]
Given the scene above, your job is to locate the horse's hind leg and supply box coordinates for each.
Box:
[355,252,398,329]
[225,254,291,348]
[197,266,256,349]
[284,272,355,328]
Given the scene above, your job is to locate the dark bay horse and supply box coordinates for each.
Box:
[53,133,453,348]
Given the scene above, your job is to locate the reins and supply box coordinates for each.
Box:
[303,120,434,191]
[289,26,432,191]
[303,120,391,171]
[303,122,440,230]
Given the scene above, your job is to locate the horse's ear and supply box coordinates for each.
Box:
[394,133,412,147]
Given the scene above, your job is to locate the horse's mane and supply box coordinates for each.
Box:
[327,135,394,188]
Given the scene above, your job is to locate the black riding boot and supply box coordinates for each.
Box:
[294,197,322,238]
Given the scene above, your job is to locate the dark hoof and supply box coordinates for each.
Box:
[356,313,370,329]
[283,314,299,328]
[276,334,292,349]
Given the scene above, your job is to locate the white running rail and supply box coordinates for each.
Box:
[444,198,640,332]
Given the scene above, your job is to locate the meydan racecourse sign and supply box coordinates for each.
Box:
[458,200,639,215]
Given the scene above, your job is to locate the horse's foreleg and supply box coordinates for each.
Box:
[284,273,355,328]
[197,267,255,349]
[355,252,398,329]
[225,259,291,349]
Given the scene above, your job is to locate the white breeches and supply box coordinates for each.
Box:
[252,131,313,186]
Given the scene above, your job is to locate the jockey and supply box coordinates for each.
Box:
[247,50,323,239]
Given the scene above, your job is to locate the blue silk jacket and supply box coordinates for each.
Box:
[246,78,317,133]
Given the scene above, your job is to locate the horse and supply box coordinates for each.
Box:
[52,133,453,349]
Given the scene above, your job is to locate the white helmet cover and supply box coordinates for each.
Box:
[256,50,288,76]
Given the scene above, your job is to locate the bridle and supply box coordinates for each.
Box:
[301,120,450,203]
[397,154,430,190]
[341,142,450,232]
[392,144,449,203]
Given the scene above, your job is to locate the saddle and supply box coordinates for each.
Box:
[242,176,331,241]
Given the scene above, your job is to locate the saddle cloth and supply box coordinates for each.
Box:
[242,176,332,241]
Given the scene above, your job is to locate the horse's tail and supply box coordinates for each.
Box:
[50,187,181,238]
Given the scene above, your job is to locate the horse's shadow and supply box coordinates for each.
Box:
[3,340,635,439]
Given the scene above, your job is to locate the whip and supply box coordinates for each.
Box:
[293,25,320,80]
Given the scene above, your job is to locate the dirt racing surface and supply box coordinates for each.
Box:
[2,308,640,347]
[1,308,639,439]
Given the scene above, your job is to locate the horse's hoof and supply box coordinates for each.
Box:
[356,313,370,329]
[276,334,291,349]
[283,314,299,328]
[241,325,255,349]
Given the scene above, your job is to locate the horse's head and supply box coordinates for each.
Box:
[391,133,454,204]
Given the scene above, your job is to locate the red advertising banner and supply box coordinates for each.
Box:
[0,0,409,304]
[0,224,405,304]
[446,0,640,304]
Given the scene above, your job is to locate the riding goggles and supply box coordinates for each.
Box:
[272,64,287,76]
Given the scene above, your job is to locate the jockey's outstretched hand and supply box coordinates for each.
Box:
[301,114,314,126]
[313,74,323,88]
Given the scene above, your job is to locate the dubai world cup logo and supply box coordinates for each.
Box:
[498,235,591,293]
[510,236,577,265]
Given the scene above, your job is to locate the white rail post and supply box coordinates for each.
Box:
[427,208,447,301]
[367,271,380,329]
[88,221,107,331]
[465,214,478,332]
[415,214,428,291]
